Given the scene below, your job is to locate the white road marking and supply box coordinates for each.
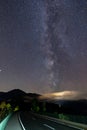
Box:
[18,114,26,130]
[43,124,55,130]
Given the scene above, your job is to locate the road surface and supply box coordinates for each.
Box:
[5,113,22,130]
[4,111,84,130]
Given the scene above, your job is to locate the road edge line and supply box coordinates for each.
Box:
[17,113,26,130]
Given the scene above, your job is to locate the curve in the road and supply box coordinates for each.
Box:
[20,111,84,130]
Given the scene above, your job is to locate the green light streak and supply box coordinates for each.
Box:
[0,114,12,130]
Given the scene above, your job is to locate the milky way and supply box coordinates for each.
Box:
[41,0,87,92]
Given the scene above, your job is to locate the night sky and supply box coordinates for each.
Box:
[0,0,87,94]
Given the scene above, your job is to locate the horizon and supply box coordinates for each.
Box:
[0,88,87,101]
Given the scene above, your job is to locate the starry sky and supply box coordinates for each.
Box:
[0,0,87,94]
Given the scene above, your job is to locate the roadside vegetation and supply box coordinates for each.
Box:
[0,101,19,122]
[30,98,87,125]
[0,97,87,125]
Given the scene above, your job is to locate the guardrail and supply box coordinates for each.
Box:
[0,113,12,130]
[31,112,87,130]
[57,119,87,130]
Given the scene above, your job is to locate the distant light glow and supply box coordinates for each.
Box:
[39,91,87,100]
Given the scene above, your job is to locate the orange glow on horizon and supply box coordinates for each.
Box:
[39,91,87,100]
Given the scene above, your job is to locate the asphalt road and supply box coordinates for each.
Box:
[5,113,22,130]
[4,111,84,130]
[20,111,82,130]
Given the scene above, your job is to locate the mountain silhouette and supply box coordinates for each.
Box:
[0,89,40,102]
[0,89,26,100]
